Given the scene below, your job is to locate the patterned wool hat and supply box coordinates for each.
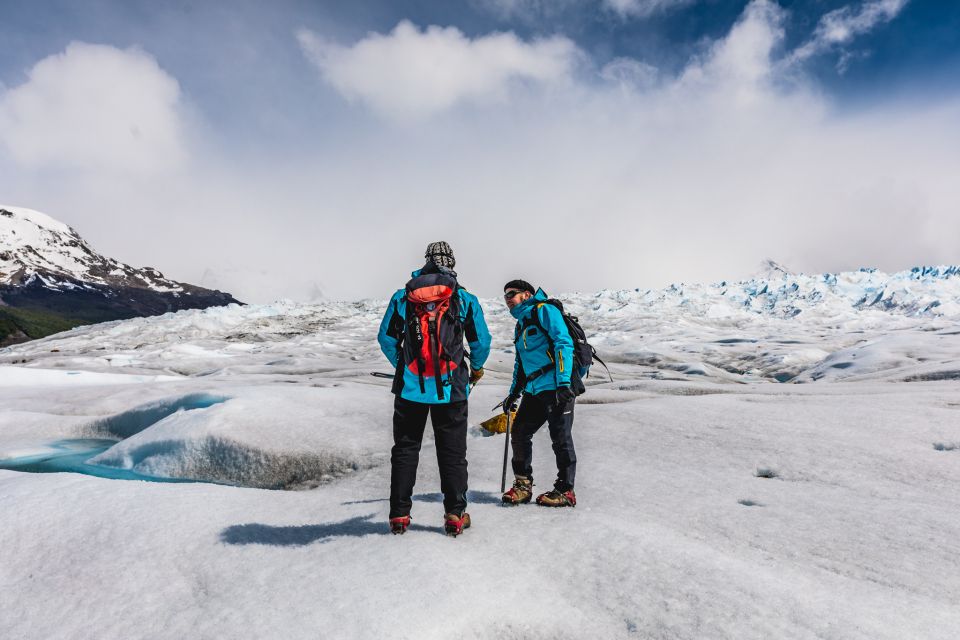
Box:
[425,241,456,269]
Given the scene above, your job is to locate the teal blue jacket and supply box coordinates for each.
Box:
[378,269,491,404]
[509,289,574,396]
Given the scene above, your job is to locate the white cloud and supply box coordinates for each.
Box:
[296,21,580,120]
[0,42,187,175]
[600,57,659,90]
[266,0,952,297]
[677,0,787,106]
[1,0,955,302]
[603,0,695,19]
[790,0,910,67]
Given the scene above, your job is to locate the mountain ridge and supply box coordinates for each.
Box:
[0,205,241,346]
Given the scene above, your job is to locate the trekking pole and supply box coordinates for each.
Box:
[500,409,513,494]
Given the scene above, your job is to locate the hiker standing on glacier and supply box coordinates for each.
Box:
[500,279,580,508]
[377,242,491,536]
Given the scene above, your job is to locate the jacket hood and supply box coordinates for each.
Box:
[510,288,548,319]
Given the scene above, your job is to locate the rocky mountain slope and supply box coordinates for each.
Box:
[0,205,240,346]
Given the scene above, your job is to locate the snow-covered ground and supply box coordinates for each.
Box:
[2,266,960,639]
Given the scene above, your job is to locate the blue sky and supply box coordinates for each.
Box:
[3,1,956,144]
[0,1,958,301]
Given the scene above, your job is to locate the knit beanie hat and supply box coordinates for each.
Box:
[425,241,456,269]
[503,279,536,295]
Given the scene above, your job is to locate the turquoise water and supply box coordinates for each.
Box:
[0,438,198,483]
[0,393,231,483]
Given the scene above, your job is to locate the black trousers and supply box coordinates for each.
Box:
[389,396,468,518]
[510,390,577,491]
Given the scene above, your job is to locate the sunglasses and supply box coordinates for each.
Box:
[503,290,526,300]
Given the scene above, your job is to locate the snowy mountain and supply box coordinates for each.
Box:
[0,205,240,345]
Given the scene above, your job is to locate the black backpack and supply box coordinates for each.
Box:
[519,299,611,395]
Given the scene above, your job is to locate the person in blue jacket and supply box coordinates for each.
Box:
[500,279,579,508]
[377,241,491,535]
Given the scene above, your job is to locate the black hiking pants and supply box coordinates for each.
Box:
[511,390,576,491]
[389,396,468,519]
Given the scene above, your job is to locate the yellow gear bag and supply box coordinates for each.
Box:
[479,411,517,435]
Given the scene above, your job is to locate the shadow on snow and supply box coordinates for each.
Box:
[220,514,434,545]
[340,490,502,506]
[221,491,502,545]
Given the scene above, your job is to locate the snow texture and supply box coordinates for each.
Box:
[1,264,959,638]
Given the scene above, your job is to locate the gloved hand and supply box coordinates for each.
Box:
[501,392,521,414]
[554,385,576,407]
[470,368,484,385]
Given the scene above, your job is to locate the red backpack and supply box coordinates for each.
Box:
[400,271,464,400]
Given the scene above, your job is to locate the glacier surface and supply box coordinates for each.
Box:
[1,265,959,639]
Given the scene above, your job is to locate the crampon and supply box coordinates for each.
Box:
[444,512,471,537]
[389,515,411,535]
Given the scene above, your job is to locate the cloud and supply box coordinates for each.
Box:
[0,42,187,175]
[1,0,956,303]
[603,0,696,19]
[790,0,910,69]
[271,0,956,298]
[681,0,786,97]
[600,58,659,90]
[296,21,580,120]
[473,0,686,22]
[471,0,571,21]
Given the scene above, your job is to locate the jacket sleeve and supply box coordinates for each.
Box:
[537,303,574,387]
[377,291,405,367]
[509,350,526,396]
[462,292,491,370]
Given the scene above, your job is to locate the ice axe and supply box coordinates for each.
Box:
[494,400,514,494]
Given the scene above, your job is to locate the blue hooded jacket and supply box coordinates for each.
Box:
[509,289,574,396]
[378,268,491,404]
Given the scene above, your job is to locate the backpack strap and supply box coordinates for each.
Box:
[592,350,613,382]
[389,297,408,395]
[404,306,427,394]
[529,302,557,353]
[523,363,555,383]
[525,303,561,384]
[426,312,444,400]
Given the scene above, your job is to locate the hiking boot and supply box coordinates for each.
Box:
[536,486,576,507]
[502,476,533,505]
[444,512,471,537]
[389,515,411,535]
